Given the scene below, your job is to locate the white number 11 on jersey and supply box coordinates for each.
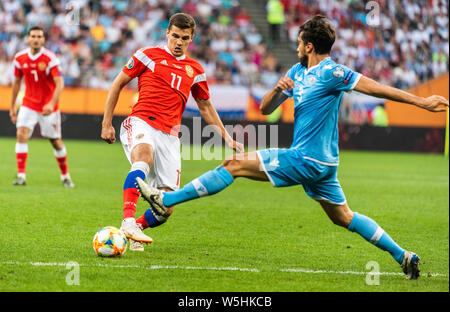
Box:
[170,73,182,90]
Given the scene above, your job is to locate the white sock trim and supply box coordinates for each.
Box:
[370,227,385,244]
[130,161,150,178]
[192,178,208,197]
[61,173,71,181]
[15,143,28,153]
[54,146,67,158]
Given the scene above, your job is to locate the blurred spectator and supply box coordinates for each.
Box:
[0,0,448,92]
[284,0,449,89]
[266,0,285,45]
[0,0,282,89]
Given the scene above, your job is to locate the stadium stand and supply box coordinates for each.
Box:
[0,0,448,91]
[0,0,282,89]
[282,0,449,88]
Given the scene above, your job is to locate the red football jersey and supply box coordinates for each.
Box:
[13,47,62,113]
[122,46,210,135]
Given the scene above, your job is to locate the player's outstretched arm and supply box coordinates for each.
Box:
[101,72,132,144]
[195,98,244,153]
[9,76,22,124]
[260,76,294,115]
[354,75,449,112]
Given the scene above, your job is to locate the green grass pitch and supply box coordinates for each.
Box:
[0,137,448,292]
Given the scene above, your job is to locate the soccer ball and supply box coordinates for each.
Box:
[93,226,128,257]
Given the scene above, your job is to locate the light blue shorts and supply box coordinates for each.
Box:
[257,148,346,205]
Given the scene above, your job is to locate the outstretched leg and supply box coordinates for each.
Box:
[319,201,420,279]
[136,152,268,214]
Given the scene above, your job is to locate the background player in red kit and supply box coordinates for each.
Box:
[9,26,74,188]
[101,13,243,250]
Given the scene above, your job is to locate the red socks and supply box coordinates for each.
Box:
[136,215,149,230]
[15,143,28,177]
[122,162,150,221]
[123,188,140,219]
[16,152,27,175]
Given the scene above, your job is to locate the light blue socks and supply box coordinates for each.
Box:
[348,212,405,264]
[163,165,234,207]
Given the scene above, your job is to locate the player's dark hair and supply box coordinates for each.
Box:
[168,13,196,34]
[298,15,335,54]
[28,26,45,36]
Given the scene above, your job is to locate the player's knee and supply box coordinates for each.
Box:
[221,157,241,177]
[49,138,63,150]
[17,128,29,142]
[131,144,153,167]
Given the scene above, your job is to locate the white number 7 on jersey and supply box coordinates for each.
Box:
[31,69,38,82]
[170,73,182,90]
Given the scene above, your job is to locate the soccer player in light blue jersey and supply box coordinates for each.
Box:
[136,15,449,279]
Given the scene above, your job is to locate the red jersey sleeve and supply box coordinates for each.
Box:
[122,49,152,78]
[48,58,63,77]
[13,59,22,78]
[50,66,62,77]
[191,73,210,100]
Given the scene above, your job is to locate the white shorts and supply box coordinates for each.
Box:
[120,116,181,190]
[16,105,61,139]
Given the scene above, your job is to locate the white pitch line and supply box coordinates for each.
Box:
[1,261,447,277]
[1,261,260,273]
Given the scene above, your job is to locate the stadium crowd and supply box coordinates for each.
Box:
[0,0,281,89]
[0,0,448,91]
[282,0,449,89]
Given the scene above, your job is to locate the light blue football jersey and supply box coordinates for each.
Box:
[283,57,361,165]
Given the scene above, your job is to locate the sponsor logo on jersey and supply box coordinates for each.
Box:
[160,60,168,65]
[23,63,28,68]
[126,58,134,69]
[185,65,194,78]
[332,67,345,78]
[38,62,47,71]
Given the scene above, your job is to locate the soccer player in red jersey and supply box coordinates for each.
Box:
[9,26,74,188]
[101,13,243,250]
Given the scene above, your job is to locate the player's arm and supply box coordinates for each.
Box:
[260,77,295,115]
[195,98,244,153]
[9,76,22,124]
[101,71,133,144]
[354,76,449,112]
[42,76,64,115]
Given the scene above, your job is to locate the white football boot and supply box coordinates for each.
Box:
[13,175,26,186]
[129,239,145,251]
[135,177,169,216]
[62,178,75,188]
[120,218,153,244]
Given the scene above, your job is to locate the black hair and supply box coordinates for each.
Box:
[298,15,335,54]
